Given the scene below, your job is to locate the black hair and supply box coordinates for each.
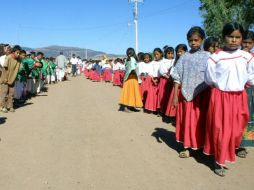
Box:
[30,51,36,55]
[203,37,219,51]
[153,48,163,55]
[187,26,206,40]
[164,46,174,58]
[20,50,26,54]
[163,45,169,51]
[222,22,244,39]
[11,45,22,52]
[175,44,188,52]
[126,47,138,61]
[137,52,145,62]
[37,52,44,56]
[143,53,152,61]
[243,30,254,40]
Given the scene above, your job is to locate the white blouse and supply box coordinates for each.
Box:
[205,49,254,91]
[147,59,164,77]
[159,59,174,76]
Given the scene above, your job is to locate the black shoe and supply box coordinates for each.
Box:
[118,105,125,111]
[128,107,140,112]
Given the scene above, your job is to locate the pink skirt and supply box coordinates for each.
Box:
[87,69,91,79]
[90,70,101,81]
[119,71,125,87]
[157,77,173,114]
[102,69,112,82]
[113,70,121,86]
[84,68,89,77]
[203,88,249,165]
[176,89,209,149]
[144,76,159,111]
[139,75,149,104]
[165,86,180,117]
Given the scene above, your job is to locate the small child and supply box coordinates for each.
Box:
[119,48,143,112]
[113,58,124,86]
[237,30,254,157]
[144,48,164,113]
[138,53,152,104]
[204,23,254,176]
[165,44,188,118]
[203,37,220,54]
[171,26,210,158]
[101,60,112,82]
[0,45,22,112]
[157,47,175,114]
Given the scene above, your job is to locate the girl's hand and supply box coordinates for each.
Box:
[173,95,178,108]
[163,74,169,79]
[152,77,158,85]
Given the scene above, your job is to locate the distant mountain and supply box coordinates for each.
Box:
[22,45,124,60]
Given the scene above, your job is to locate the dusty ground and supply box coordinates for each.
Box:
[0,76,253,190]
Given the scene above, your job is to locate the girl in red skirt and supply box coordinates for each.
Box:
[101,61,112,82]
[112,58,122,86]
[138,53,152,104]
[171,27,210,158]
[157,47,175,114]
[204,22,254,177]
[165,44,188,118]
[144,48,164,113]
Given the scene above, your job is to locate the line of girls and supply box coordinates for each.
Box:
[119,22,254,177]
[83,58,125,85]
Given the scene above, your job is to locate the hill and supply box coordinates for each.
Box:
[22,45,124,60]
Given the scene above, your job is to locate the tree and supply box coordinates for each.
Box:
[199,0,254,39]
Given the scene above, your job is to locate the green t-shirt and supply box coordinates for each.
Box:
[41,60,49,76]
[49,61,56,75]
[16,59,28,82]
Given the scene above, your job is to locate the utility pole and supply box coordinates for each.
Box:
[129,0,143,53]
[85,48,88,59]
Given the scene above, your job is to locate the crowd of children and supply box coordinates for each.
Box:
[0,45,72,113]
[83,22,254,177]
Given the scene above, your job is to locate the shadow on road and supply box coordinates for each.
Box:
[0,117,7,124]
[162,116,176,124]
[151,128,182,153]
[151,127,214,171]
[14,102,34,109]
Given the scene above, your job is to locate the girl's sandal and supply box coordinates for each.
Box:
[214,163,225,177]
[236,148,248,158]
[179,149,190,158]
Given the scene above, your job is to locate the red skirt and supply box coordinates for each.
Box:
[119,71,125,87]
[113,70,121,86]
[176,89,210,149]
[157,77,173,114]
[165,86,180,117]
[90,70,101,81]
[87,69,92,79]
[102,69,112,82]
[84,68,89,77]
[203,88,249,165]
[139,75,149,104]
[144,76,159,111]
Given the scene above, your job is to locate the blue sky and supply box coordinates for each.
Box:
[0,0,203,55]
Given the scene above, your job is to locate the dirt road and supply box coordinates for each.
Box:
[0,76,253,190]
